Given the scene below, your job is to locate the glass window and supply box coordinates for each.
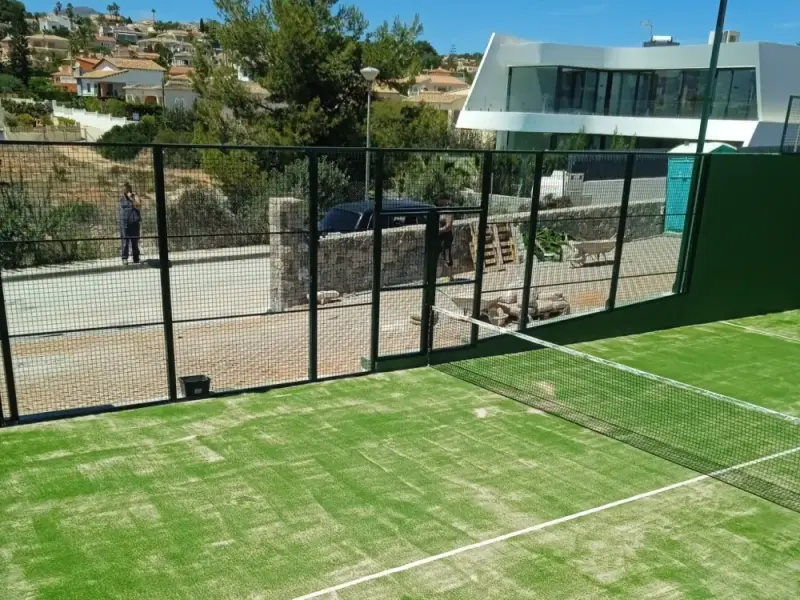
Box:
[634,72,653,116]
[595,71,609,114]
[727,69,757,120]
[652,70,682,117]
[557,68,585,113]
[581,71,598,114]
[607,72,621,115]
[617,72,638,116]
[679,70,706,118]
[711,69,733,118]
[507,66,558,113]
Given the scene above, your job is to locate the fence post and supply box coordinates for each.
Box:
[0,271,18,424]
[519,152,543,331]
[420,209,439,355]
[471,151,493,344]
[308,150,319,381]
[153,146,178,403]
[606,153,636,311]
[369,152,383,371]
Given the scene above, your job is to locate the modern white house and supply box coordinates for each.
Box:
[458,34,800,149]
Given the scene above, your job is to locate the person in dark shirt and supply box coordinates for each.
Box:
[435,193,454,283]
[118,182,141,265]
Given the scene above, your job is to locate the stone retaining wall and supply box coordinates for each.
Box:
[315,199,665,297]
[270,198,665,305]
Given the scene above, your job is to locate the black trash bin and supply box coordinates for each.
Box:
[180,375,211,399]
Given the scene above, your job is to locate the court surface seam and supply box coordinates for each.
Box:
[721,320,800,344]
[292,446,800,600]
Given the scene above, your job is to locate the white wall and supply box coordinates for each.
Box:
[52,102,134,137]
[460,35,800,147]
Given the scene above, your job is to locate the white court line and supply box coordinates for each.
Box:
[721,320,800,344]
[292,446,800,600]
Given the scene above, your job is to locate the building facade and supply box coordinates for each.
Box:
[75,57,164,99]
[458,35,800,149]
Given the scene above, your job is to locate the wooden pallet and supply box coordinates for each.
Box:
[470,222,517,269]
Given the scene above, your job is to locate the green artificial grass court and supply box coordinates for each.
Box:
[1,311,799,599]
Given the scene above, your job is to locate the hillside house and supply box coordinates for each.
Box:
[75,57,165,99]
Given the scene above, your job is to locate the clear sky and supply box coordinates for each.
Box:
[27,0,800,53]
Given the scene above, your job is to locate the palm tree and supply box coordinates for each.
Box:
[107,3,120,17]
[151,9,156,24]
[54,2,62,15]
[65,3,74,28]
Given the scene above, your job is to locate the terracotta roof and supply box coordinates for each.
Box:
[75,56,101,66]
[133,52,160,60]
[169,66,194,77]
[26,34,69,42]
[104,57,164,71]
[405,91,465,105]
[80,68,129,80]
[413,73,469,88]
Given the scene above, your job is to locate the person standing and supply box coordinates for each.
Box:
[118,182,141,265]
[435,193,454,283]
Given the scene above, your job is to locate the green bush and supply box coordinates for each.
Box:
[0,74,24,94]
[97,118,160,161]
[520,226,566,260]
[57,117,77,126]
[27,77,73,103]
[1,99,52,117]
[16,113,35,127]
[104,98,127,118]
[267,157,353,214]
[156,129,201,168]
[391,154,479,205]
[82,97,102,113]
[166,187,245,250]
[0,181,101,269]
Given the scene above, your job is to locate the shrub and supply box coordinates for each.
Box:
[15,113,35,127]
[391,154,479,205]
[0,74,24,94]
[1,99,52,117]
[27,77,72,103]
[267,157,353,214]
[166,187,243,250]
[97,118,160,161]
[0,181,101,269]
[520,226,566,260]
[155,129,201,168]
[57,116,77,126]
[83,97,102,113]
[104,98,127,118]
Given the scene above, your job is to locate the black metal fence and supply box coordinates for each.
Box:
[0,142,694,424]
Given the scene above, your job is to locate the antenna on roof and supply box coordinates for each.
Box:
[641,20,653,41]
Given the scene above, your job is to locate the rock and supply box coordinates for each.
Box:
[487,306,508,327]
[498,291,518,305]
[317,290,341,305]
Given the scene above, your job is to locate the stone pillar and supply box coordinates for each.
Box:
[268,197,309,312]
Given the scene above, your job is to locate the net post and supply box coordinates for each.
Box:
[153,145,178,403]
[308,150,319,381]
[606,152,635,311]
[420,208,439,354]
[519,152,544,331]
[0,270,18,424]
[369,152,383,372]
[680,154,711,293]
[780,96,795,154]
[471,151,493,344]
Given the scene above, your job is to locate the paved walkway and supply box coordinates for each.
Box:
[0,235,681,418]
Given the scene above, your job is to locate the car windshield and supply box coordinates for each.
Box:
[320,208,360,232]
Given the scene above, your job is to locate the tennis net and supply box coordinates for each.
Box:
[430,307,800,513]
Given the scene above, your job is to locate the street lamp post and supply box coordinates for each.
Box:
[361,66,379,202]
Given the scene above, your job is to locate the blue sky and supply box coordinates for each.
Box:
[28,1,800,53]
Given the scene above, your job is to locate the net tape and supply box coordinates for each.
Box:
[430,307,800,512]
